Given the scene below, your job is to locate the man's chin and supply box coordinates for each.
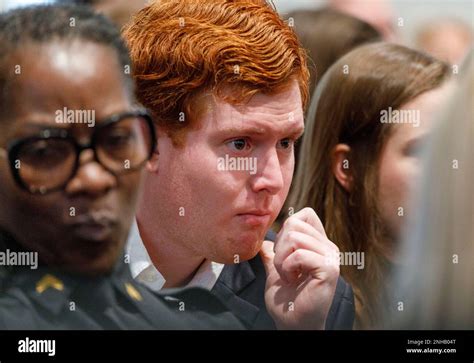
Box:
[219,235,264,264]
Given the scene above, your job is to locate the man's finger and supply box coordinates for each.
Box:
[259,240,278,278]
[274,231,333,278]
[291,207,327,237]
[280,249,339,283]
[275,217,320,253]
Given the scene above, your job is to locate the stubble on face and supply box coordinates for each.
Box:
[138,81,305,264]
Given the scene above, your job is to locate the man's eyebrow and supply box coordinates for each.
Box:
[215,124,305,138]
[215,126,267,135]
[277,124,305,140]
[289,125,305,138]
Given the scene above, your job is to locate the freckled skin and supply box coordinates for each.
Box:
[0,40,143,276]
[377,84,452,241]
[138,81,304,264]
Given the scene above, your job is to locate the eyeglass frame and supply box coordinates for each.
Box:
[0,109,156,195]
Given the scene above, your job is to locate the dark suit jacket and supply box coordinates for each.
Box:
[211,231,355,329]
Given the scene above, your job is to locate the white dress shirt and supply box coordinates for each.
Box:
[125,220,225,292]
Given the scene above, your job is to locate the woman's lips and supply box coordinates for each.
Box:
[71,221,114,242]
[68,212,117,243]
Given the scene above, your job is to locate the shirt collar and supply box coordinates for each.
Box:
[125,220,225,292]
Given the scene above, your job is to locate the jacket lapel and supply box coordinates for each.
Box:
[211,260,260,328]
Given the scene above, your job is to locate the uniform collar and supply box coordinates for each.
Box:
[0,229,145,318]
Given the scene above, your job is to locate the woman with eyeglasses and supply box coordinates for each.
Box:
[0,4,242,330]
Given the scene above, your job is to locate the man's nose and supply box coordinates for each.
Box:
[65,149,116,196]
[250,148,285,195]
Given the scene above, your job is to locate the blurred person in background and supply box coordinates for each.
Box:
[285,42,453,328]
[387,52,473,329]
[288,8,381,97]
[57,0,147,27]
[416,18,473,65]
[329,0,397,41]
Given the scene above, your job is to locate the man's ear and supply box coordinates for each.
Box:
[331,143,353,192]
[146,144,159,173]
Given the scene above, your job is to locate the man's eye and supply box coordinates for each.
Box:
[227,138,250,151]
[278,138,293,150]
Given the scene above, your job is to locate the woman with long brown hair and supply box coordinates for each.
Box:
[285,42,453,328]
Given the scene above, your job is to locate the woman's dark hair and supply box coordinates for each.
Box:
[0,4,132,117]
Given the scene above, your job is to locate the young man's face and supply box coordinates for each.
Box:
[139,81,304,263]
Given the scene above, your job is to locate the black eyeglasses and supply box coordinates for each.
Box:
[0,109,156,195]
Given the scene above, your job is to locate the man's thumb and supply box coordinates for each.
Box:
[259,240,277,276]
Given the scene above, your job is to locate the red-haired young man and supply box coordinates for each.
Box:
[124,0,354,329]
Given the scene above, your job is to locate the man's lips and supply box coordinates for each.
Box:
[239,209,273,216]
[236,210,273,226]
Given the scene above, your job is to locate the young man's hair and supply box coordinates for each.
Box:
[286,42,451,329]
[123,0,309,145]
[0,4,132,119]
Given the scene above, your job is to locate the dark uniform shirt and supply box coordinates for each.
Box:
[0,230,243,330]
